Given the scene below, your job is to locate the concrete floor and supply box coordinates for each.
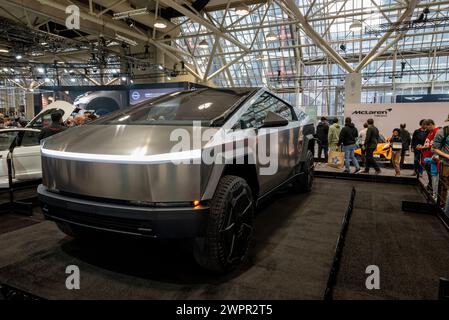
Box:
[0,177,447,300]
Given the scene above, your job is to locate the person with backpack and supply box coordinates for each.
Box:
[338,117,361,174]
[432,114,449,217]
[316,117,329,162]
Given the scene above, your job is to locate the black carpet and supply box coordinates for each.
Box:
[333,182,449,300]
[0,179,353,300]
[0,213,41,235]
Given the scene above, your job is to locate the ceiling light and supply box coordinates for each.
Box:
[41,42,48,46]
[14,78,20,82]
[198,40,209,48]
[0,47,9,53]
[70,78,76,83]
[115,34,138,46]
[158,65,164,71]
[235,5,250,16]
[15,54,22,60]
[37,67,45,74]
[154,19,167,29]
[113,8,148,20]
[349,20,363,32]
[44,78,51,83]
[121,76,127,81]
[2,68,8,72]
[167,77,171,81]
[266,32,277,41]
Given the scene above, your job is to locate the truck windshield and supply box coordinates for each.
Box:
[93,88,252,126]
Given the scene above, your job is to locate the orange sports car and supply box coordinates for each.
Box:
[354,135,393,161]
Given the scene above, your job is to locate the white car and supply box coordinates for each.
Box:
[0,101,75,188]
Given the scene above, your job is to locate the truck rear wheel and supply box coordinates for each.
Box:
[194,175,254,273]
[292,150,314,193]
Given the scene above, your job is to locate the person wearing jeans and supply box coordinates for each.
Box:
[342,144,361,173]
[338,117,361,174]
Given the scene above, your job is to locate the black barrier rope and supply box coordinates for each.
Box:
[417,154,449,216]
[324,187,356,300]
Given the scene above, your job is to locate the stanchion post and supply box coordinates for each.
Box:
[439,278,449,300]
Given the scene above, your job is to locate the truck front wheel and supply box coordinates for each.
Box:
[194,175,254,273]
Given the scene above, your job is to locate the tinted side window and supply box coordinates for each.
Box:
[233,105,256,130]
[272,97,293,121]
[20,131,40,147]
[252,93,293,128]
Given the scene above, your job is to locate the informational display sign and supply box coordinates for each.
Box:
[345,103,449,136]
[129,88,180,105]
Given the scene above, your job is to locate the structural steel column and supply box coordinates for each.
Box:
[344,73,362,105]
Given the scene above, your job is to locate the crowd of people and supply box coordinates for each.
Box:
[315,114,449,216]
[0,114,29,128]
[316,116,385,175]
[38,111,98,141]
[0,110,98,141]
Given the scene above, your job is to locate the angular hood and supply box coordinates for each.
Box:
[42,124,218,159]
[41,124,219,202]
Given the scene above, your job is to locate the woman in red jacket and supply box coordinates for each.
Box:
[419,119,440,195]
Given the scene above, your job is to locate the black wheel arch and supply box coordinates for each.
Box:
[222,163,259,201]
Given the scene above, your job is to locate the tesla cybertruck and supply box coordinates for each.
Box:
[38,87,315,273]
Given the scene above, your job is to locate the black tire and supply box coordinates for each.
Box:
[292,150,314,193]
[56,222,102,242]
[194,175,254,273]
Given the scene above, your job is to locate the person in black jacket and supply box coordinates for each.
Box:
[38,112,67,142]
[363,118,381,174]
[411,119,428,176]
[316,117,329,162]
[399,123,411,167]
[338,117,361,174]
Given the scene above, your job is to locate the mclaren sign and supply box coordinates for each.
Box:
[352,109,393,116]
[346,103,448,135]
